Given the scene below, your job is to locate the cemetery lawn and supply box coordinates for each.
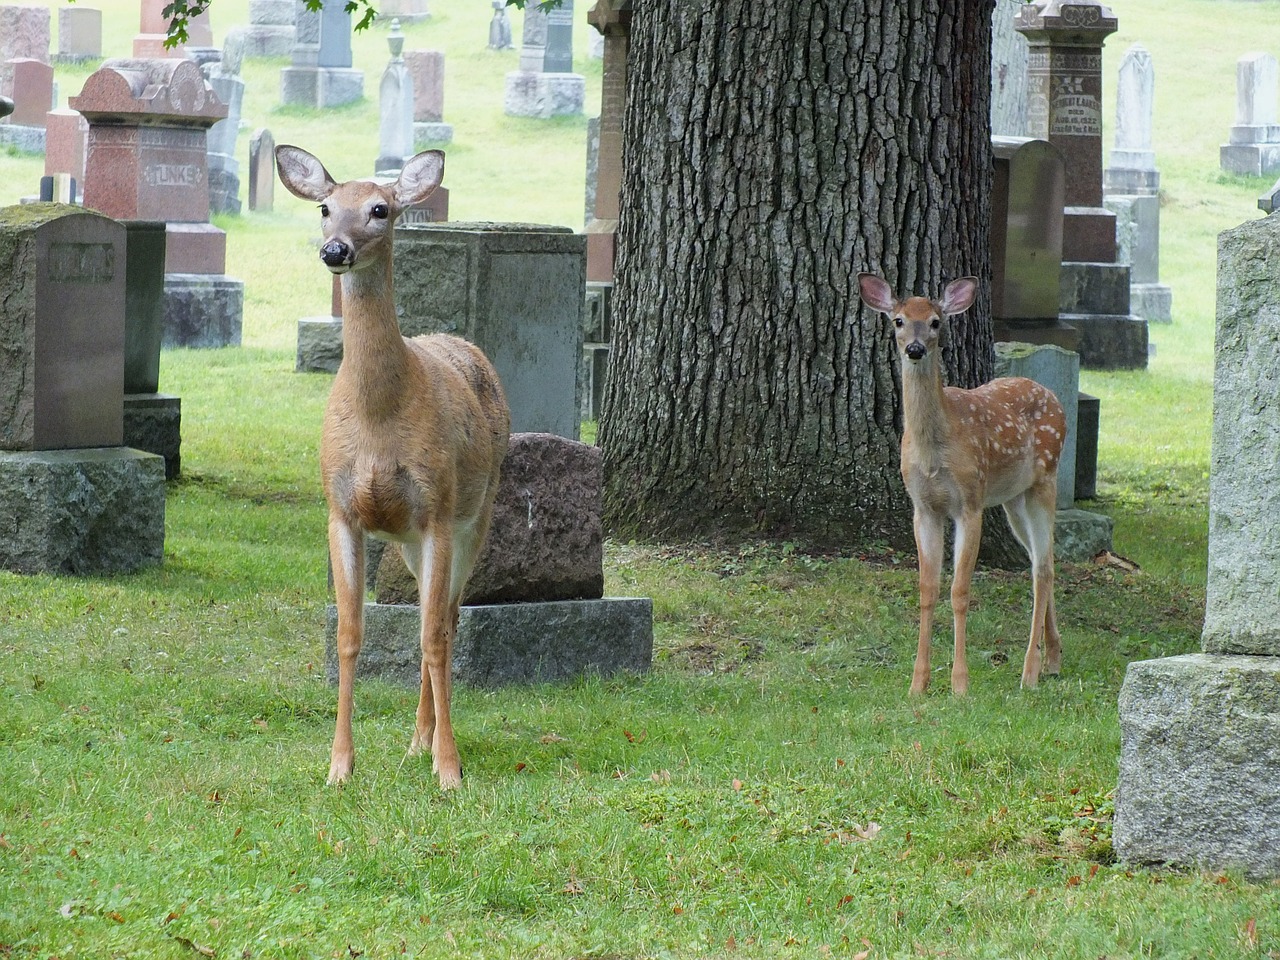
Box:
[4,0,1280,957]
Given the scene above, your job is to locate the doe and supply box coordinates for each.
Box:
[858,273,1066,696]
[277,145,510,788]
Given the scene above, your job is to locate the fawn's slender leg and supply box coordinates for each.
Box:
[402,537,437,758]
[911,507,945,695]
[950,508,984,697]
[328,515,366,785]
[1020,480,1058,687]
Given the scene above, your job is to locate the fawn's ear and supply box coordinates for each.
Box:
[858,273,897,315]
[395,150,445,207]
[939,276,979,316]
[275,145,338,202]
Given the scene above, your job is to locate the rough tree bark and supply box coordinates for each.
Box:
[599,0,1000,550]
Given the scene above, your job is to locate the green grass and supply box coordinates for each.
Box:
[4,0,1280,958]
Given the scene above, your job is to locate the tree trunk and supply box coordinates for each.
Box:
[599,0,999,551]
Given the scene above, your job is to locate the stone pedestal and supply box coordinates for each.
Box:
[325,598,653,688]
[123,393,181,479]
[1115,212,1280,880]
[1220,52,1280,178]
[57,7,102,61]
[162,273,244,347]
[0,447,165,574]
[245,0,295,58]
[279,0,363,108]
[296,317,343,373]
[581,281,612,421]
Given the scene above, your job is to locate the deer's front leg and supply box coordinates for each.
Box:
[950,509,984,697]
[411,529,463,790]
[911,507,945,696]
[328,515,366,785]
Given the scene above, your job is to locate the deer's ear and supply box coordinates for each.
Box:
[858,273,897,315]
[395,150,445,207]
[275,145,337,202]
[939,276,978,316]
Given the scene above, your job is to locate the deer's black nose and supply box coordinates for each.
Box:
[320,241,351,268]
[905,341,927,361]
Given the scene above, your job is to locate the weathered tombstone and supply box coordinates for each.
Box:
[487,0,513,50]
[245,0,295,58]
[133,0,207,58]
[280,0,364,107]
[504,0,584,119]
[1220,52,1280,178]
[991,0,1029,136]
[0,203,165,575]
[375,21,414,176]
[296,275,344,374]
[1016,0,1146,370]
[584,0,630,283]
[990,136,1070,347]
[44,109,87,189]
[205,29,247,215]
[57,7,102,62]
[0,4,51,63]
[1114,211,1280,881]
[0,57,53,151]
[71,57,244,348]
[325,433,653,688]
[393,222,586,440]
[1104,44,1172,325]
[405,49,453,146]
[377,0,429,25]
[248,127,275,212]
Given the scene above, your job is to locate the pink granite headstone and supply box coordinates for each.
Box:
[6,58,52,127]
[404,49,444,122]
[0,5,51,63]
[70,58,229,274]
[44,109,88,183]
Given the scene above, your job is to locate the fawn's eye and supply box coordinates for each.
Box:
[371,203,389,220]
[319,204,329,218]
[893,318,904,328]
[930,319,941,329]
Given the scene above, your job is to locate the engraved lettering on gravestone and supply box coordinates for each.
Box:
[47,242,115,283]
[1062,5,1101,27]
[1050,76,1101,137]
[144,163,205,187]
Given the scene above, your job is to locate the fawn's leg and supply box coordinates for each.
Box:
[949,509,984,697]
[420,529,462,789]
[911,508,945,696]
[1018,481,1058,689]
[401,538,437,758]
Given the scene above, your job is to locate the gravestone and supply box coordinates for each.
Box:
[378,0,429,24]
[248,128,275,212]
[1016,0,1146,370]
[1114,211,1280,880]
[133,0,204,58]
[405,49,453,146]
[325,433,652,688]
[44,110,88,186]
[393,222,586,440]
[990,136,1071,348]
[205,29,247,215]
[991,0,1029,137]
[0,57,52,152]
[584,0,630,282]
[245,0,295,58]
[1260,176,1280,214]
[375,21,414,176]
[0,203,165,575]
[280,0,363,108]
[1104,44,1172,325]
[0,5,50,63]
[71,57,244,348]
[487,0,513,50]
[1220,52,1280,178]
[57,7,102,62]
[504,0,584,119]
[296,275,344,373]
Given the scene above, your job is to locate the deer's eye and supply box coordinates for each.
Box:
[319,204,329,218]
[930,319,941,329]
[371,203,389,220]
[893,318,904,328]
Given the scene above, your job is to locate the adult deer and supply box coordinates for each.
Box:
[857,273,1066,696]
[276,145,510,788]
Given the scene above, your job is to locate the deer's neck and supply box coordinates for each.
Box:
[338,258,413,417]
[900,354,951,458]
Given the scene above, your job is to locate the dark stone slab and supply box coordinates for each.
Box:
[324,597,653,688]
[123,392,181,479]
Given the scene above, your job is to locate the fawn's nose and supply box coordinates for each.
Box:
[905,341,927,361]
[320,240,352,270]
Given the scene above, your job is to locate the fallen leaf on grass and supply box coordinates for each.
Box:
[1244,918,1259,948]
[166,933,215,957]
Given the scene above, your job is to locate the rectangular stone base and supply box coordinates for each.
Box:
[1116,653,1280,880]
[123,393,181,479]
[0,447,165,574]
[280,66,364,108]
[503,71,586,119]
[1053,508,1112,562]
[1131,282,1173,324]
[1221,142,1280,178]
[296,317,343,373]
[1064,312,1149,370]
[325,598,653,688]
[163,274,244,348]
[992,318,1081,353]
